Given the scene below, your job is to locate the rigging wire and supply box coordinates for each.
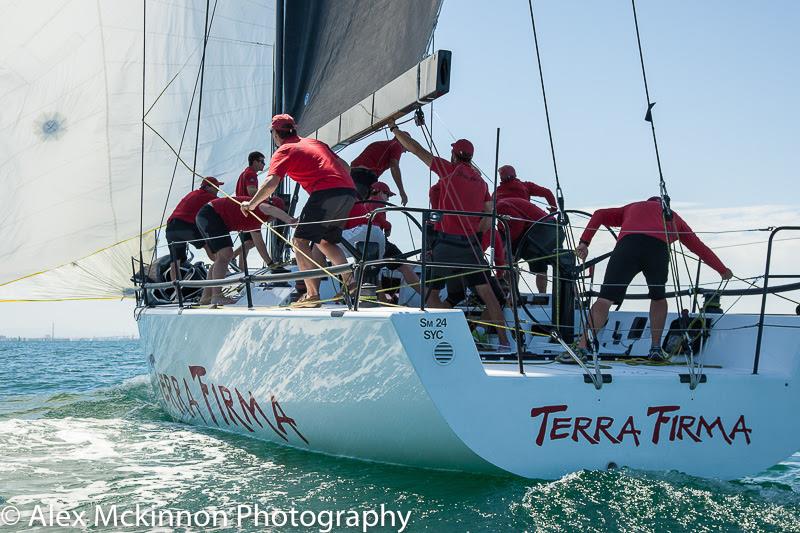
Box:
[191,0,212,189]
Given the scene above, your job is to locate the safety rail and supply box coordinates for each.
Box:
[753,226,800,374]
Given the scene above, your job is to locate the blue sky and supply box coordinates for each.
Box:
[1,0,797,337]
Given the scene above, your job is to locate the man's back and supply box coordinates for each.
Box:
[268,136,355,193]
[429,157,489,236]
[351,139,404,176]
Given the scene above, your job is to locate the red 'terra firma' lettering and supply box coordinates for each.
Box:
[531,404,751,447]
[154,364,310,445]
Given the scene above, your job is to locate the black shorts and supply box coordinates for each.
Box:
[165,219,204,261]
[445,276,507,308]
[427,235,492,291]
[294,188,356,244]
[195,204,233,254]
[350,168,379,200]
[515,222,564,274]
[599,234,669,304]
[383,240,403,270]
[240,231,253,244]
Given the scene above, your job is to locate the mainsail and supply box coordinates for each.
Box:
[0,0,442,302]
[283,0,443,135]
[0,0,275,300]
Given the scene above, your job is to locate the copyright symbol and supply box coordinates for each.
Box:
[0,505,20,526]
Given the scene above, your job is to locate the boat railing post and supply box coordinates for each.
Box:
[420,210,429,311]
[239,232,254,309]
[501,217,525,375]
[352,213,376,312]
[753,225,800,374]
[168,242,184,309]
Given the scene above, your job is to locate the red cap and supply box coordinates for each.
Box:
[271,114,296,131]
[201,176,224,188]
[451,139,474,158]
[266,195,287,211]
[499,165,516,179]
[370,181,395,197]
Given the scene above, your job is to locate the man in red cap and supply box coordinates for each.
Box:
[233,151,266,268]
[496,197,554,293]
[350,138,408,205]
[388,119,510,348]
[196,194,295,306]
[165,177,224,283]
[495,164,557,211]
[561,197,733,363]
[242,114,357,308]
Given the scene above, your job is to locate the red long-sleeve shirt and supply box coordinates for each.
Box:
[580,199,728,275]
[495,178,556,210]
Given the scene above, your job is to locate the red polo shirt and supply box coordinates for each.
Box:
[496,198,549,242]
[344,201,391,232]
[236,167,259,197]
[580,199,728,275]
[268,136,355,193]
[429,157,490,236]
[209,196,275,232]
[350,139,405,176]
[168,189,216,224]
[495,178,556,210]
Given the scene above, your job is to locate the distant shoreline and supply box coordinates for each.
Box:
[0,336,138,342]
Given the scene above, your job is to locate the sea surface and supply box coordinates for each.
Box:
[0,340,798,532]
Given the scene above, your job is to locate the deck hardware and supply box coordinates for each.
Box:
[330,310,345,317]
[584,374,612,384]
[679,374,707,384]
[433,341,455,365]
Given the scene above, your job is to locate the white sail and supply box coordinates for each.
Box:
[0,0,275,300]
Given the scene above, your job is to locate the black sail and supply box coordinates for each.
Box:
[283,0,443,136]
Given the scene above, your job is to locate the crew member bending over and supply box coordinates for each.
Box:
[165,177,223,282]
[561,197,733,363]
[350,138,408,204]
[495,164,557,211]
[390,120,510,348]
[196,195,294,306]
[496,197,553,293]
[242,114,357,308]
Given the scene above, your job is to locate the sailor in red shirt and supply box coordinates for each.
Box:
[236,151,265,197]
[350,138,408,205]
[495,164,557,211]
[165,177,223,282]
[241,114,356,308]
[496,197,556,293]
[341,182,394,259]
[233,151,266,265]
[565,197,733,363]
[195,194,295,306]
[390,119,510,348]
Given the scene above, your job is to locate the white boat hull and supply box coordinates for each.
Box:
[139,305,800,479]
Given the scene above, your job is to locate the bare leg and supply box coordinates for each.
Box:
[649,298,668,347]
[425,288,447,309]
[199,246,233,304]
[317,239,353,288]
[578,297,613,349]
[203,245,216,261]
[475,283,509,346]
[536,273,547,293]
[398,265,422,294]
[169,260,179,285]
[293,237,319,296]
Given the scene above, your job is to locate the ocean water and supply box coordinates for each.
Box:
[0,340,798,532]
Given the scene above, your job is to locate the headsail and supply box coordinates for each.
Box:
[0,0,275,300]
[283,0,443,135]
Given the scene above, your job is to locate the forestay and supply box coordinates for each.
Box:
[0,0,275,300]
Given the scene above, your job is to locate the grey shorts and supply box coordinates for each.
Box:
[294,188,356,244]
[427,235,492,291]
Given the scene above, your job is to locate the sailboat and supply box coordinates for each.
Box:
[2,1,799,480]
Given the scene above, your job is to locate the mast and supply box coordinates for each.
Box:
[271,0,286,261]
